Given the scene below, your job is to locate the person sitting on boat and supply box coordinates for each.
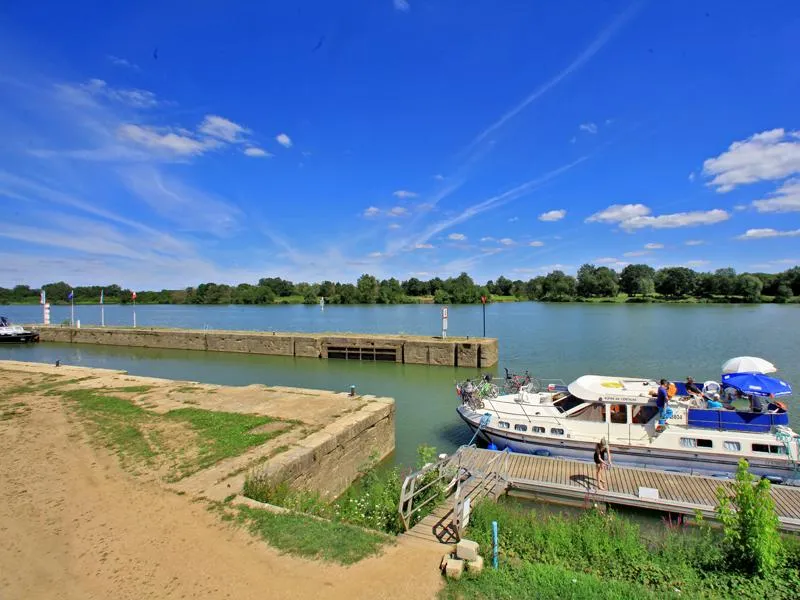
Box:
[685,376,702,398]
[749,394,764,413]
[706,393,724,409]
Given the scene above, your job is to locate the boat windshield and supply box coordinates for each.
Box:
[553,394,584,413]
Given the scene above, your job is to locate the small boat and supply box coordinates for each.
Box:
[457,368,800,483]
[0,317,39,343]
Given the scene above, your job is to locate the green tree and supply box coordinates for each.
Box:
[716,459,782,575]
[775,283,794,303]
[402,277,427,296]
[493,276,513,296]
[576,264,599,297]
[333,283,358,304]
[318,280,336,299]
[619,264,655,296]
[445,272,481,303]
[302,288,318,304]
[713,268,737,298]
[634,276,655,297]
[736,274,763,302]
[378,278,404,304]
[433,288,451,304]
[356,274,380,304]
[524,277,544,300]
[541,271,576,301]
[655,267,697,298]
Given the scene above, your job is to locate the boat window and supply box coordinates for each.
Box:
[514,424,527,432]
[569,402,606,422]
[551,428,564,436]
[697,439,712,448]
[532,426,545,434]
[609,404,627,424]
[752,444,786,454]
[680,438,697,448]
[553,394,584,413]
[723,441,741,452]
[498,421,510,429]
[632,405,659,424]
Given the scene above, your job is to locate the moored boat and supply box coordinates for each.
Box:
[0,317,39,343]
[457,366,800,483]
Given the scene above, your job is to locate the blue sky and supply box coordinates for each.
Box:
[1,0,799,289]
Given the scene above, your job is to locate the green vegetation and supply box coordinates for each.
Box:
[234,505,390,565]
[60,388,291,479]
[445,485,800,600]
[5,265,797,306]
[243,444,444,535]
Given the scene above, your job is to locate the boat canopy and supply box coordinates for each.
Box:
[568,375,657,404]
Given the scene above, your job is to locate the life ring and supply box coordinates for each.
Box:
[667,383,677,399]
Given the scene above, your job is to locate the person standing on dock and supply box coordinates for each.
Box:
[594,438,612,491]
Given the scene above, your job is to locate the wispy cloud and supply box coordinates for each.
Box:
[448,233,466,241]
[586,203,728,231]
[702,129,800,192]
[737,228,800,240]
[107,55,140,71]
[393,0,410,11]
[644,243,664,250]
[388,223,401,230]
[393,190,417,199]
[528,241,545,247]
[414,243,434,250]
[199,115,250,143]
[623,250,649,257]
[499,238,515,246]
[76,78,159,108]
[752,179,800,213]
[685,240,706,246]
[276,133,292,148]
[363,206,380,218]
[579,122,598,134]
[118,124,214,157]
[243,147,272,158]
[539,209,566,222]
[388,206,408,217]
[508,216,519,222]
[433,174,445,181]
[466,2,641,150]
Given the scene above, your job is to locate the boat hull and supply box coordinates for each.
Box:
[457,406,796,483]
[0,332,39,344]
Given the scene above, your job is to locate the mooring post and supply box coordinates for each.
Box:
[492,520,498,569]
[349,385,356,397]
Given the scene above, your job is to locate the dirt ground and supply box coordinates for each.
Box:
[0,364,446,600]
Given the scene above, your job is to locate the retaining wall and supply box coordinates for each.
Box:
[35,326,498,368]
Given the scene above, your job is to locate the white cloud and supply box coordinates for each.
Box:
[393,0,410,11]
[585,203,650,223]
[243,147,272,158]
[623,250,649,257]
[199,115,250,143]
[388,206,408,217]
[393,190,417,199]
[579,122,598,134]
[448,233,466,241]
[528,241,545,247]
[702,129,800,192]
[570,136,577,144]
[685,240,705,246]
[499,238,515,246]
[752,179,800,213]
[276,133,292,148]
[480,237,495,242]
[363,206,380,218]
[620,209,729,231]
[414,243,434,250]
[80,78,159,108]
[107,55,139,70]
[388,223,401,230]
[539,209,566,222]
[686,260,710,267]
[586,204,728,231]
[433,174,445,181]
[595,257,619,264]
[368,251,383,258]
[734,204,748,211]
[512,264,571,275]
[737,228,800,240]
[117,124,212,156]
[644,243,664,250]
[688,172,696,182]
[508,216,519,222]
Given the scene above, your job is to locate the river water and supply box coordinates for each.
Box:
[1,303,798,466]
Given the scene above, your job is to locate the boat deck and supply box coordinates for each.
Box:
[404,447,800,543]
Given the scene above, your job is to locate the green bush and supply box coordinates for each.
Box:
[716,459,783,575]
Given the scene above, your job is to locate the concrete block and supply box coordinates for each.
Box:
[456,539,480,562]
[294,335,321,358]
[466,555,484,574]
[478,339,499,367]
[439,552,453,572]
[428,342,455,366]
[456,343,478,368]
[445,558,464,580]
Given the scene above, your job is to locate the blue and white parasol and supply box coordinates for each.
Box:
[721,372,792,397]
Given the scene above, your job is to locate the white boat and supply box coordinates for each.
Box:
[0,317,39,344]
[456,373,800,483]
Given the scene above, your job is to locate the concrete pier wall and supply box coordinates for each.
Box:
[35,326,499,368]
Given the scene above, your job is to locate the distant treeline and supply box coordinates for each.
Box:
[2,265,799,306]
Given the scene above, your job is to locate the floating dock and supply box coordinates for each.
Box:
[403,447,800,544]
[34,326,498,368]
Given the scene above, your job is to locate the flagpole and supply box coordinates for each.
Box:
[100,290,105,327]
[70,296,74,327]
[132,292,137,328]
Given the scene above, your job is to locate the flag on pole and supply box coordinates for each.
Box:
[132,291,137,300]
[100,289,104,305]
[68,290,74,300]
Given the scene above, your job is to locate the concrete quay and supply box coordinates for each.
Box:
[35,325,499,368]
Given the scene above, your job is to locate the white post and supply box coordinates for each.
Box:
[40,290,46,324]
[101,304,105,327]
[43,303,50,325]
[133,297,137,328]
[70,298,74,327]
[442,306,448,339]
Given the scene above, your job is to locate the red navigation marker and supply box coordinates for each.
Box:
[481,295,487,304]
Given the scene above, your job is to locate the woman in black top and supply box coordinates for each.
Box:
[594,438,612,490]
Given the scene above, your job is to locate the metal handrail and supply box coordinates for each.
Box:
[398,452,462,531]
[452,447,510,540]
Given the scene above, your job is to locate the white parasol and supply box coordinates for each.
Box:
[721,356,777,374]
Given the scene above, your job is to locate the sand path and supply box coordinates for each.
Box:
[0,385,445,600]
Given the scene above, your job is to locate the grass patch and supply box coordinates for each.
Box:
[112,385,153,393]
[449,500,800,600]
[235,505,390,565]
[59,388,291,479]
